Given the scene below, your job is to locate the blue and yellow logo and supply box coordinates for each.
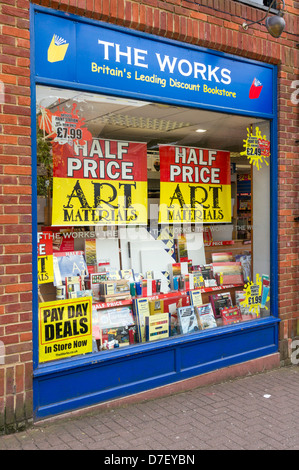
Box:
[47,34,69,63]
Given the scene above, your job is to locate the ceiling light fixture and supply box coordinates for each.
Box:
[195,128,207,133]
[242,0,286,38]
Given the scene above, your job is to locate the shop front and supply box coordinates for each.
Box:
[32,5,279,421]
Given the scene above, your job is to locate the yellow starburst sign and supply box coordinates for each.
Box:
[240,273,270,317]
[240,126,270,170]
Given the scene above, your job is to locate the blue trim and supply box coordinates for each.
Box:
[270,71,278,319]
[30,4,39,370]
[33,316,279,420]
[30,4,279,419]
[33,316,279,377]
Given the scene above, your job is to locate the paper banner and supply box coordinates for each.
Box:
[39,296,92,362]
[159,145,231,224]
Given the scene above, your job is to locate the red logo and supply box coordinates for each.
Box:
[249,78,263,99]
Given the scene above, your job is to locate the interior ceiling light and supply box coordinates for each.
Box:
[195,128,207,133]
[242,0,286,38]
[95,113,191,132]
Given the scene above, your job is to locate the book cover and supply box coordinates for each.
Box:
[212,262,244,286]
[99,280,130,296]
[86,272,108,301]
[145,312,170,341]
[84,239,97,266]
[65,276,82,298]
[235,254,251,282]
[195,303,217,330]
[211,252,234,263]
[177,305,200,335]
[209,292,232,318]
[133,297,150,343]
[221,306,242,325]
[149,299,164,315]
[120,269,135,282]
[101,325,136,348]
[200,264,213,280]
[54,251,88,286]
[192,271,205,288]
[73,289,93,299]
[190,290,203,307]
[212,262,243,275]
[106,269,121,280]
[97,306,135,329]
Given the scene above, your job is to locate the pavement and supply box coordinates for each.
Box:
[1,365,299,451]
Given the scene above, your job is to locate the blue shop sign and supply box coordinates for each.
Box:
[34,10,274,117]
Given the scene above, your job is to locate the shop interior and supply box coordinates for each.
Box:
[36,85,271,358]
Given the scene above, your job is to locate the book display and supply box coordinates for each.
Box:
[38,225,265,359]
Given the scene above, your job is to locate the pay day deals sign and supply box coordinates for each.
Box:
[159,145,231,224]
[52,138,148,226]
[39,297,92,362]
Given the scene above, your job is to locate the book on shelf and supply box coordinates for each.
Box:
[145,312,170,342]
[235,290,250,315]
[86,272,108,301]
[211,252,234,263]
[100,325,136,348]
[99,279,130,297]
[177,305,200,335]
[195,303,217,330]
[235,254,251,282]
[65,276,82,298]
[71,289,93,299]
[120,269,135,282]
[192,271,205,289]
[106,269,121,280]
[133,297,150,343]
[53,251,88,286]
[209,292,232,318]
[221,306,242,325]
[212,262,244,286]
[93,304,136,349]
[190,290,203,307]
[199,264,218,287]
[200,264,213,280]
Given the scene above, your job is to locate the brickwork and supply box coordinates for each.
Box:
[0,0,298,431]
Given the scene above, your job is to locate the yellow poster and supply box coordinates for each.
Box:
[38,255,54,284]
[50,138,148,226]
[159,145,231,224]
[52,177,147,226]
[38,231,54,284]
[39,297,93,362]
[159,181,232,223]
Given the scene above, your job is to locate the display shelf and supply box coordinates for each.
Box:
[92,284,244,310]
[93,299,133,309]
[204,240,235,247]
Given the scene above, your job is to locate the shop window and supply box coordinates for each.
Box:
[36,85,272,364]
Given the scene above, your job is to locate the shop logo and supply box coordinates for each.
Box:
[47,34,69,63]
[249,78,263,99]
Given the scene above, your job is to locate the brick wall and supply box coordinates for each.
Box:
[0,0,298,431]
[0,0,32,432]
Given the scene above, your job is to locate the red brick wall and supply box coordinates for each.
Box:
[0,0,298,430]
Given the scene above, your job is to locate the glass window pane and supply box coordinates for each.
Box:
[36,85,272,363]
